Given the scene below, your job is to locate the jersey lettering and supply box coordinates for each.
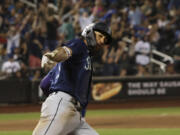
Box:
[84,56,91,70]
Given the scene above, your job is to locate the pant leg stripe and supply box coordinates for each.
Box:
[44,98,62,135]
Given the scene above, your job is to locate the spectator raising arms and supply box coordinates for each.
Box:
[0,0,180,79]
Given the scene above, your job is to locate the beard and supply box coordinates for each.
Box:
[88,45,103,56]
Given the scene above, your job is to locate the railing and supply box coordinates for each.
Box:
[123,37,174,73]
[150,58,167,72]
[19,0,36,8]
[152,49,174,64]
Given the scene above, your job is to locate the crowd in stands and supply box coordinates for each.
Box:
[0,0,180,81]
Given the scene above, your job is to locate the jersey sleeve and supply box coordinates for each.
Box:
[65,39,84,56]
[40,73,51,96]
[40,66,56,96]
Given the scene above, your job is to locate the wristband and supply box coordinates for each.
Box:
[62,46,72,58]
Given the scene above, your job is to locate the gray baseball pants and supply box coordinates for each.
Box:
[32,91,99,135]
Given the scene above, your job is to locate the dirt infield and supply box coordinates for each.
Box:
[1,115,180,131]
[0,98,180,131]
[1,98,180,113]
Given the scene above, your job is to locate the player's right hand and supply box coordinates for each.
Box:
[44,50,59,59]
[41,55,56,68]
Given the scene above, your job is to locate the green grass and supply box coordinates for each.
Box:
[0,107,180,135]
[86,107,180,117]
[0,107,180,121]
[0,131,31,135]
[0,112,40,121]
[1,128,180,135]
[97,128,180,135]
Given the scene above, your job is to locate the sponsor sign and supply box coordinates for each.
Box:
[127,81,180,97]
[91,76,180,101]
[92,82,122,101]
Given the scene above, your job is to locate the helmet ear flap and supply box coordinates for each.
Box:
[85,28,97,48]
[86,29,91,34]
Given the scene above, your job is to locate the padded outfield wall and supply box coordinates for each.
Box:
[0,75,180,104]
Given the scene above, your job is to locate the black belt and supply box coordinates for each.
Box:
[50,91,82,112]
[71,98,82,112]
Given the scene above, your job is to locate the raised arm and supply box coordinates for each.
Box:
[41,46,72,71]
[45,46,72,62]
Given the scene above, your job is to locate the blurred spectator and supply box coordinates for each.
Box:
[19,62,29,79]
[0,44,6,70]
[135,36,150,65]
[0,5,4,31]
[13,47,22,61]
[171,38,180,73]
[157,14,169,28]
[154,0,166,14]
[100,7,116,24]
[73,21,82,37]
[28,28,44,69]
[157,23,175,54]
[0,0,180,78]
[140,0,153,17]
[30,69,42,81]
[110,14,122,41]
[78,9,95,31]
[19,39,28,65]
[168,0,180,10]
[58,18,75,42]
[1,54,21,78]
[59,0,73,17]
[148,23,160,47]
[128,2,142,27]
[43,4,59,51]
[127,36,137,65]
[92,0,105,18]
[101,46,116,76]
[71,1,95,31]
[136,64,149,76]
[5,11,31,56]
[135,35,151,76]
[6,24,20,55]
[114,41,129,76]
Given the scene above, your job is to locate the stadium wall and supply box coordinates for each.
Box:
[0,75,180,104]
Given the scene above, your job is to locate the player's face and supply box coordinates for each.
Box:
[94,31,108,49]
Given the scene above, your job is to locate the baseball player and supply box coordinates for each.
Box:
[32,22,112,135]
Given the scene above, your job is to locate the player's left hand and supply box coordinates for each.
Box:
[81,117,86,122]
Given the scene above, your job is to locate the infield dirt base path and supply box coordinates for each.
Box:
[0,115,180,131]
[0,98,180,131]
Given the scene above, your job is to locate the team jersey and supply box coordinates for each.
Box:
[49,38,92,108]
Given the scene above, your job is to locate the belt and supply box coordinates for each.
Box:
[50,91,82,112]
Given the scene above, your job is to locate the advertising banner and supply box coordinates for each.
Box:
[91,76,180,102]
[126,80,180,98]
[92,82,123,101]
[1,76,180,104]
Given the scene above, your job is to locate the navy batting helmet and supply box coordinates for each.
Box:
[81,22,112,49]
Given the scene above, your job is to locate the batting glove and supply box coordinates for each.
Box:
[41,55,55,68]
